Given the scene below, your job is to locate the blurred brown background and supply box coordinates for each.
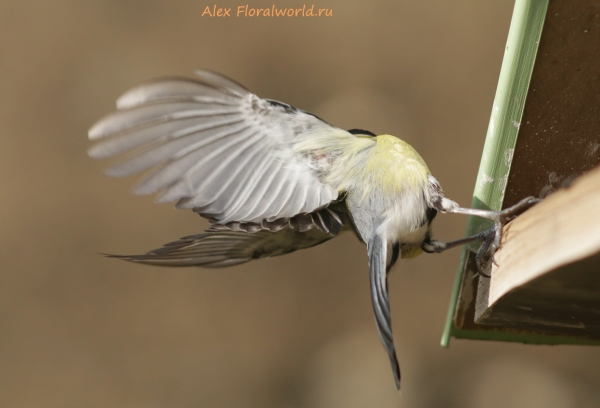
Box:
[1,1,599,407]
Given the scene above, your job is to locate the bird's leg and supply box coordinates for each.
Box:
[422,229,493,253]
[422,228,497,277]
[442,196,540,257]
[431,196,540,276]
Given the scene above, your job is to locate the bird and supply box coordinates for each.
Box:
[88,70,538,391]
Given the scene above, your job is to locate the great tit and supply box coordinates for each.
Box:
[88,70,538,391]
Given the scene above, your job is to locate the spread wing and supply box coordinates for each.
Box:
[106,206,348,267]
[88,70,352,225]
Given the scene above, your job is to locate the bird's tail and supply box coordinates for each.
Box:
[368,235,401,391]
[107,224,337,268]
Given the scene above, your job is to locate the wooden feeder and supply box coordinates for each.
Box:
[442,0,600,346]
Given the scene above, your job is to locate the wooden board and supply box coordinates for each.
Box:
[475,165,600,339]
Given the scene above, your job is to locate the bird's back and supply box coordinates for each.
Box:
[343,135,432,251]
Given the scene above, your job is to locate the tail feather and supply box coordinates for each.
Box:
[368,235,401,391]
[106,226,336,267]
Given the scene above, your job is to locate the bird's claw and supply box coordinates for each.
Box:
[475,226,496,278]
[475,196,540,278]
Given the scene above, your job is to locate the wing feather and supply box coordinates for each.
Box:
[89,102,241,140]
[116,78,245,109]
[175,129,263,195]
[267,178,298,221]
[89,115,246,159]
[164,137,261,207]
[88,71,358,226]
[193,69,250,96]
[105,121,248,178]
[184,148,271,212]
[134,127,260,197]
[277,180,305,218]
[107,209,345,267]
[259,166,296,221]
[223,160,286,222]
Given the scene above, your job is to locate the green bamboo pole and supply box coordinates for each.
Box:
[441,0,549,348]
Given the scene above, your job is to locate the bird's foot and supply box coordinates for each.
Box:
[475,196,540,278]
